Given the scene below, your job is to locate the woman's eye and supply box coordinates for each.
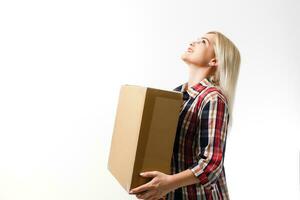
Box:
[196,39,205,44]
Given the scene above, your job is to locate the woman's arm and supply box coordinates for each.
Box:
[188,93,229,187]
[129,169,200,199]
[168,168,200,189]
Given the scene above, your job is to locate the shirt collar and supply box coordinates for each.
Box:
[176,77,214,99]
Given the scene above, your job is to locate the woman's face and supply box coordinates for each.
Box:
[181,33,216,67]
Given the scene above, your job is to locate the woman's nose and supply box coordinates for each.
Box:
[190,41,195,46]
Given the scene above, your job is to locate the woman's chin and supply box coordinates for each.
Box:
[181,52,191,62]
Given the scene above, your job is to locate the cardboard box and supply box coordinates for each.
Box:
[107,84,183,193]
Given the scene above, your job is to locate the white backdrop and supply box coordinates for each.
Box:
[0,0,299,199]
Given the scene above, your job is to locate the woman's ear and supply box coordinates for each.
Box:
[208,58,218,68]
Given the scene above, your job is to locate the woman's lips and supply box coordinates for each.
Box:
[187,47,193,52]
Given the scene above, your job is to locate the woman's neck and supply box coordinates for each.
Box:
[187,64,210,88]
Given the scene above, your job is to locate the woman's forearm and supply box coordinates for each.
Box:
[169,169,200,190]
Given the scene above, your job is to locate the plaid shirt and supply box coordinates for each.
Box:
[166,77,230,200]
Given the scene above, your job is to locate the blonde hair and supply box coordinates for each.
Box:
[207,31,241,130]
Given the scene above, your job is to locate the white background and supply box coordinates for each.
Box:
[0,0,299,199]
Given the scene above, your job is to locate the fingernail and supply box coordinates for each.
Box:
[140,172,144,175]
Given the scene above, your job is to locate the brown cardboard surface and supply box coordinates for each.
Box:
[107,84,183,193]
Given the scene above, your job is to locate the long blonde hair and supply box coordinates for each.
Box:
[207,31,241,130]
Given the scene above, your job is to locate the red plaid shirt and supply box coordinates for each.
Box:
[166,77,230,200]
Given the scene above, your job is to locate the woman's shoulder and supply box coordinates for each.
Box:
[199,85,228,107]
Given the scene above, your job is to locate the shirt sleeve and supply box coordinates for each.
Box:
[188,93,230,187]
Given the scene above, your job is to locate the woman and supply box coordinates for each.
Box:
[129,31,241,200]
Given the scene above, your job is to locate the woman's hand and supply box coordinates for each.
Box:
[129,171,176,200]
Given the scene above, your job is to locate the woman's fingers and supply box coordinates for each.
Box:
[136,189,156,199]
[139,171,158,178]
[130,182,152,194]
